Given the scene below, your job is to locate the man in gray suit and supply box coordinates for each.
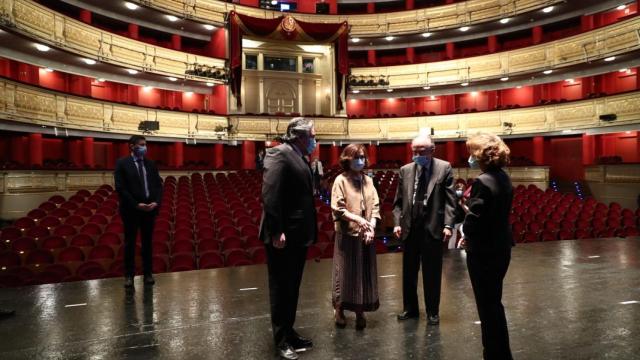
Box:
[393,134,456,325]
[260,117,318,360]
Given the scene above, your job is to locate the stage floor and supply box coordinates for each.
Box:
[0,237,639,359]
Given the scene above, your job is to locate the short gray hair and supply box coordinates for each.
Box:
[282,117,314,142]
[412,134,434,149]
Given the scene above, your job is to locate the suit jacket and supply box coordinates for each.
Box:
[463,169,514,254]
[114,156,163,215]
[393,158,456,241]
[259,143,318,247]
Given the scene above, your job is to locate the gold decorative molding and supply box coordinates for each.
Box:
[1,78,639,140]
[351,16,640,88]
[1,0,226,82]
[585,165,640,183]
[135,0,562,37]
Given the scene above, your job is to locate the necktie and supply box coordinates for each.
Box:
[136,159,149,198]
[412,166,427,219]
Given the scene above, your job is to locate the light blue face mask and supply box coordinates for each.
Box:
[351,158,365,172]
[412,155,430,167]
[134,145,147,158]
[456,190,463,198]
[306,137,317,155]
[468,155,480,169]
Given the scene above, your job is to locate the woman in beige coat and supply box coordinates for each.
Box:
[331,144,381,330]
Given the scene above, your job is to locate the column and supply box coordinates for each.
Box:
[79,9,91,24]
[368,144,378,166]
[209,28,226,59]
[405,142,413,164]
[582,134,595,166]
[11,136,27,165]
[128,24,139,40]
[106,143,115,169]
[580,15,595,32]
[367,50,376,66]
[171,34,181,51]
[241,141,256,170]
[173,142,184,168]
[328,0,337,14]
[315,80,322,115]
[446,141,457,165]
[259,78,265,113]
[28,133,43,167]
[488,35,498,53]
[532,136,545,165]
[406,47,415,64]
[405,0,414,10]
[330,144,340,167]
[298,79,303,115]
[214,143,224,169]
[445,42,456,59]
[82,137,94,168]
[532,26,543,45]
[367,3,375,13]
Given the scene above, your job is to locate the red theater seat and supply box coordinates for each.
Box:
[170,254,195,272]
[88,245,116,260]
[40,236,67,250]
[57,247,86,263]
[199,251,224,269]
[97,233,121,247]
[25,250,54,266]
[76,261,106,280]
[69,234,94,248]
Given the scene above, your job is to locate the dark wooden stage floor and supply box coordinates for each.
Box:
[0,237,639,359]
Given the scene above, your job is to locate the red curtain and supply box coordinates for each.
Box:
[228,11,349,111]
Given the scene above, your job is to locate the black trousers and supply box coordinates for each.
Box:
[265,244,308,347]
[122,210,156,278]
[467,251,513,360]
[402,226,443,316]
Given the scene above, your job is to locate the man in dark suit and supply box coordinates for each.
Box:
[114,135,163,288]
[260,118,318,360]
[393,134,456,325]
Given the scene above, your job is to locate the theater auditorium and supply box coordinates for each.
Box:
[0,0,639,359]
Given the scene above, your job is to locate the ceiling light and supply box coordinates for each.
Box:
[34,43,50,52]
[126,69,138,75]
[542,6,554,13]
[203,24,215,31]
[617,5,626,10]
[168,77,177,81]
[459,26,470,32]
[44,68,54,72]
[206,82,214,87]
[423,86,431,90]
[385,36,394,41]
[421,32,432,38]
[166,15,178,22]
[604,56,616,62]
[351,38,360,43]
[430,95,436,100]
[352,90,360,94]
[82,58,96,65]
[143,86,153,91]
[386,88,393,92]
[97,78,105,82]
[471,91,478,96]
[619,68,629,72]
[565,78,574,83]
[543,69,553,75]
[500,77,509,81]
[461,82,469,86]
[500,18,510,24]
[271,0,278,4]
[516,85,522,89]
[185,91,193,96]
[124,2,138,10]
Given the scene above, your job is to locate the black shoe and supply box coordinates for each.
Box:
[124,277,134,288]
[144,275,155,286]
[427,314,440,325]
[289,332,313,352]
[0,309,15,319]
[397,310,419,320]
[276,343,299,359]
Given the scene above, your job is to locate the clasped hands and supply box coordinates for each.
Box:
[356,217,375,245]
[136,202,158,212]
[393,226,453,243]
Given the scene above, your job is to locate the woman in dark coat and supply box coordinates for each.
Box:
[461,132,514,360]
